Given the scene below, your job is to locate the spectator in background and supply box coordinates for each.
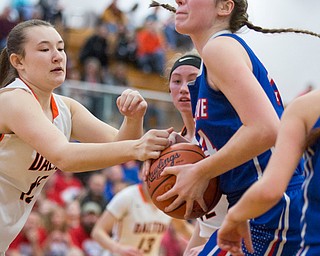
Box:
[45,170,83,206]
[135,18,166,75]
[37,0,64,25]
[105,62,129,87]
[10,0,34,20]
[113,24,137,65]
[163,14,193,51]
[42,206,82,256]
[43,229,83,256]
[8,211,47,256]
[79,20,110,75]
[79,173,108,213]
[69,202,104,256]
[65,200,81,230]
[100,0,127,54]
[103,165,130,202]
[121,160,141,185]
[80,57,106,120]
[0,6,18,51]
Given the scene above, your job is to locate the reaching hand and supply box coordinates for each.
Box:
[136,128,174,161]
[217,215,253,256]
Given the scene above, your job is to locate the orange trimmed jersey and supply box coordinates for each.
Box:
[0,78,71,252]
[104,184,172,256]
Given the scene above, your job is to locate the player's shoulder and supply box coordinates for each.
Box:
[113,184,139,200]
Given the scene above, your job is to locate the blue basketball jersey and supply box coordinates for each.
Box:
[299,118,320,254]
[189,33,305,255]
[189,33,304,205]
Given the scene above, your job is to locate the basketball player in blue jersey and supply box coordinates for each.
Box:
[166,51,228,255]
[0,19,172,254]
[217,89,320,256]
[148,0,320,255]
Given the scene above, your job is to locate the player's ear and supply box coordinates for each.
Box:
[217,0,234,16]
[9,53,24,71]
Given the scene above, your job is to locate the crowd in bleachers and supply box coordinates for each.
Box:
[1,1,194,255]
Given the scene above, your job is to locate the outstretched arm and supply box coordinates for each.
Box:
[217,90,320,254]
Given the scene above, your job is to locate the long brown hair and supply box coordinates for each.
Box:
[0,19,53,88]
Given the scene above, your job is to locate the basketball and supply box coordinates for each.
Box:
[146,143,221,220]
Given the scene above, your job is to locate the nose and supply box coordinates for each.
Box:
[180,80,190,93]
[52,49,63,63]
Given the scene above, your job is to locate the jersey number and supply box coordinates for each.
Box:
[138,237,155,253]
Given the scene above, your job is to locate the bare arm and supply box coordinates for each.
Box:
[217,90,320,254]
[0,89,171,172]
[91,210,142,255]
[197,37,280,179]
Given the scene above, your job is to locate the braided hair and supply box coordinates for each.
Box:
[150,0,320,38]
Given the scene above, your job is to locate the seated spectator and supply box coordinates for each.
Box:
[79,172,108,213]
[135,18,166,75]
[79,20,110,74]
[65,200,81,230]
[103,165,129,202]
[8,210,47,256]
[45,170,83,206]
[105,62,129,86]
[69,202,104,256]
[113,24,137,64]
[42,206,81,256]
[121,160,141,185]
[80,57,106,120]
[43,229,83,256]
[37,0,64,24]
[100,0,127,54]
[0,6,19,51]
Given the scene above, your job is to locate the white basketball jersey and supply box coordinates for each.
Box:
[105,184,172,256]
[197,194,228,238]
[0,78,72,252]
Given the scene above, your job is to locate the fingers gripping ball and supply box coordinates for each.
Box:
[146,143,221,220]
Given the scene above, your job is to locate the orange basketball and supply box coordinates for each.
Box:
[146,143,221,220]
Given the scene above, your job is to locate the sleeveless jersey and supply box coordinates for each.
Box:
[189,33,304,255]
[104,184,172,256]
[0,78,72,252]
[189,33,304,205]
[298,118,320,254]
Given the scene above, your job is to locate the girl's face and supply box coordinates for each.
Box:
[169,65,199,115]
[175,0,217,35]
[17,25,66,92]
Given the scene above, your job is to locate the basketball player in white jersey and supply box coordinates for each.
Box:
[0,19,172,254]
[91,179,193,256]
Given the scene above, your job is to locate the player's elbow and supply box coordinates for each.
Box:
[258,184,283,206]
[256,123,279,149]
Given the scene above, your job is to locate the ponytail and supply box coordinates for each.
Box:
[0,47,17,88]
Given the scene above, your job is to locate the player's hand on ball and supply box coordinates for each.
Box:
[135,128,173,161]
[116,89,147,119]
[157,162,209,219]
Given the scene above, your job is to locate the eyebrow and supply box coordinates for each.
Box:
[37,40,64,45]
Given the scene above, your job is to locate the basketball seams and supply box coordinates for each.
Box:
[159,148,205,159]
